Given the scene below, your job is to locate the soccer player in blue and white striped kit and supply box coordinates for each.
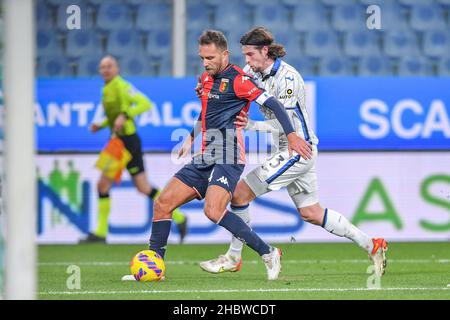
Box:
[200,27,388,277]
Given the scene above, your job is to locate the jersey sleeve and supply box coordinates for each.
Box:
[233,74,264,102]
[119,82,153,118]
[275,70,305,108]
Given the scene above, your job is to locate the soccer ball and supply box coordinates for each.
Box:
[130,250,165,282]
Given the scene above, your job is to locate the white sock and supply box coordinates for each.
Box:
[322,208,373,253]
[226,204,250,259]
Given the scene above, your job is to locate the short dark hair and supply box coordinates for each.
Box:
[198,29,228,51]
[240,27,286,59]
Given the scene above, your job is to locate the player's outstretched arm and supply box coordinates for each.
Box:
[257,94,312,159]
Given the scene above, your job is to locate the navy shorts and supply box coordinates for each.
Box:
[174,163,245,199]
[119,133,145,176]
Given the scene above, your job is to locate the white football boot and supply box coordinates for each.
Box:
[199,254,242,273]
[262,247,282,280]
[369,238,388,277]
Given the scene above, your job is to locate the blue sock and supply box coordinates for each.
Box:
[218,211,271,256]
[149,220,171,259]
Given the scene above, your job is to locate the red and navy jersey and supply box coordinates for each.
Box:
[198,64,264,165]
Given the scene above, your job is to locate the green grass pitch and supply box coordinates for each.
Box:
[38,242,450,300]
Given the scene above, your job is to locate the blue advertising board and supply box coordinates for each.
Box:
[34,77,450,152]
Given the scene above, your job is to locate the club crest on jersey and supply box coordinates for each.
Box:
[219,78,229,92]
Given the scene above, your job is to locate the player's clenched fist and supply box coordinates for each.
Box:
[90,123,102,133]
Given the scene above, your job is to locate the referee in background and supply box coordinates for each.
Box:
[80,55,188,244]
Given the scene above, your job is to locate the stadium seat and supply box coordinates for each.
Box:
[186,30,204,57]
[436,56,450,76]
[186,54,203,76]
[409,3,446,32]
[374,2,409,32]
[136,3,172,32]
[38,56,72,77]
[292,2,328,32]
[344,30,381,58]
[213,1,251,33]
[186,1,211,31]
[357,54,392,76]
[253,3,289,32]
[56,0,93,31]
[435,0,450,7]
[423,30,450,59]
[36,1,53,29]
[383,30,420,58]
[77,54,103,77]
[154,55,172,77]
[397,55,432,76]
[285,56,316,77]
[318,55,353,76]
[272,30,302,59]
[37,29,63,57]
[106,29,143,58]
[398,0,434,6]
[331,3,366,32]
[321,0,347,6]
[225,31,245,58]
[96,1,133,31]
[146,30,171,58]
[359,0,390,5]
[66,29,103,58]
[119,54,152,77]
[304,30,341,58]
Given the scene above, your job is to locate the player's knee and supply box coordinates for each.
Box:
[299,206,323,225]
[231,183,254,206]
[203,203,221,223]
[153,196,173,219]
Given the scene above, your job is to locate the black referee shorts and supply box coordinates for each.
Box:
[119,133,145,176]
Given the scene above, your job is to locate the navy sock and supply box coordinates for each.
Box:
[149,220,171,259]
[218,211,271,256]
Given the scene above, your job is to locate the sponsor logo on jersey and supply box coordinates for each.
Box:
[208,92,220,100]
[241,76,250,83]
[287,89,293,95]
[219,78,229,93]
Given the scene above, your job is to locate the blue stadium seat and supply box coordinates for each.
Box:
[437,57,450,76]
[119,54,152,77]
[146,30,171,58]
[155,56,172,77]
[344,30,380,58]
[321,0,347,6]
[186,30,204,57]
[293,2,328,32]
[56,0,93,31]
[284,56,316,77]
[136,3,172,32]
[106,29,143,58]
[383,30,419,58]
[375,2,409,32]
[409,3,446,32]
[304,30,341,58]
[253,3,289,32]
[86,0,105,8]
[357,54,392,76]
[423,30,450,59]
[230,54,245,69]
[97,1,133,31]
[38,56,72,77]
[398,0,434,6]
[186,1,211,31]
[243,0,260,7]
[331,3,366,32]
[272,30,302,59]
[436,0,450,7]
[225,31,245,58]
[397,55,432,76]
[66,29,103,58]
[77,54,103,77]
[359,0,390,5]
[214,1,251,33]
[186,54,203,76]
[36,1,53,29]
[318,55,353,76]
[37,29,63,57]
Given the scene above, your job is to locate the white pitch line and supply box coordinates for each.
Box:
[39,287,450,296]
[38,258,450,267]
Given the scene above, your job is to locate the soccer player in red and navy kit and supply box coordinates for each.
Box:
[148,30,312,280]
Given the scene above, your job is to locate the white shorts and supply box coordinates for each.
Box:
[243,146,319,209]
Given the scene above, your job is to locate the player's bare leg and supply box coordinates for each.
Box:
[80,174,113,243]
[133,173,188,243]
[204,185,281,280]
[299,203,388,276]
[199,180,256,273]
